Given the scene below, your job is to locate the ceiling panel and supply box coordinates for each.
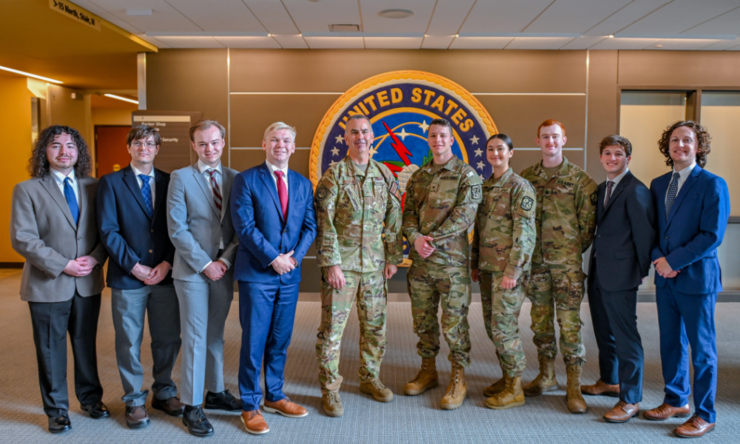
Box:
[88,0,202,32]
[421,35,455,49]
[561,35,608,50]
[525,0,630,34]
[449,37,513,50]
[154,36,224,49]
[304,37,365,49]
[425,0,475,36]
[360,0,436,34]
[166,0,265,33]
[282,0,359,33]
[272,34,309,49]
[74,0,144,34]
[584,0,670,36]
[619,0,740,35]
[214,36,281,49]
[460,0,553,34]
[245,0,299,34]
[589,37,662,50]
[682,6,740,35]
[364,37,423,49]
[505,37,576,50]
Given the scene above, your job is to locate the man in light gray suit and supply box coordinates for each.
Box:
[167,120,240,437]
[11,125,109,434]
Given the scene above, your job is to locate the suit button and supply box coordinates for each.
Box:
[148,249,153,253]
[151,229,154,233]
[665,236,669,240]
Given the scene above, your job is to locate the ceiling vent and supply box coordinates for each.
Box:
[329,24,360,32]
[378,9,414,19]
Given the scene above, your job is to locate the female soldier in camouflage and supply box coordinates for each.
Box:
[471,134,536,410]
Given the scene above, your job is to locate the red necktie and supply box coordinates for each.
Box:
[274,170,288,220]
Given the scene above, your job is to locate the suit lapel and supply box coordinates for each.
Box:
[77,177,87,230]
[666,166,702,229]
[259,163,284,223]
[220,168,236,221]
[40,175,76,229]
[287,169,297,224]
[153,169,168,223]
[123,166,151,218]
[602,172,631,218]
[192,164,220,218]
[596,182,605,221]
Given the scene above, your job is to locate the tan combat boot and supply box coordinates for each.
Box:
[404,357,439,396]
[566,365,588,414]
[482,377,506,398]
[485,375,525,410]
[440,362,467,410]
[523,357,558,397]
[321,391,344,417]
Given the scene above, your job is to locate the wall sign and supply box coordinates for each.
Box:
[49,0,101,31]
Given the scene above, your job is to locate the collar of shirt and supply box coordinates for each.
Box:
[536,156,570,179]
[607,168,629,188]
[197,159,222,175]
[131,164,155,181]
[265,160,288,178]
[51,168,76,187]
[673,161,696,183]
[491,167,513,187]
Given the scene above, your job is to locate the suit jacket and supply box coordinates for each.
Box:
[588,171,655,292]
[230,162,317,285]
[11,175,107,302]
[167,163,239,282]
[650,165,730,294]
[97,165,175,290]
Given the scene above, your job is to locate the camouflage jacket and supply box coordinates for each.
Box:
[519,157,597,267]
[314,156,403,272]
[471,168,536,279]
[403,155,482,267]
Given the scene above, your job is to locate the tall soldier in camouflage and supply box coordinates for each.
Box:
[471,134,536,410]
[314,114,403,417]
[403,118,482,410]
[519,119,597,414]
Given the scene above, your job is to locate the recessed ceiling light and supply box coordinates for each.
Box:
[378,9,414,19]
[608,35,614,38]
[104,94,139,104]
[0,65,63,84]
[656,44,663,48]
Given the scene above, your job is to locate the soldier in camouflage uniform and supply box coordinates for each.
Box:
[402,118,482,410]
[519,119,597,414]
[314,115,403,417]
[470,134,536,410]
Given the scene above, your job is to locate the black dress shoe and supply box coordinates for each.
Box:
[48,415,71,434]
[81,401,110,419]
[205,390,242,411]
[151,396,185,416]
[183,406,214,437]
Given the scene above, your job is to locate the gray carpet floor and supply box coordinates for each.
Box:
[0,269,738,443]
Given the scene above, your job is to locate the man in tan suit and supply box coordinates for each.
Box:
[11,125,109,434]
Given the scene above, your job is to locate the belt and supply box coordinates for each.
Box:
[217,249,224,257]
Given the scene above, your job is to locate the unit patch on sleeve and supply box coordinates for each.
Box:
[521,196,534,211]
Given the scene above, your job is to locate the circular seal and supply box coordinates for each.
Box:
[521,196,534,211]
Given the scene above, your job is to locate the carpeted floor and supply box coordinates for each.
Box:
[0,269,738,443]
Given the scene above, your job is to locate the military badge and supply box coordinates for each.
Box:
[316,185,329,201]
[389,180,402,201]
[590,191,598,205]
[471,184,482,201]
[521,196,534,211]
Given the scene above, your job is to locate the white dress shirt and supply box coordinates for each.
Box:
[265,160,289,196]
[604,168,629,204]
[51,168,79,203]
[131,164,156,208]
[669,161,696,197]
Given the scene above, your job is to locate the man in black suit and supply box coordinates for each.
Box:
[581,135,655,423]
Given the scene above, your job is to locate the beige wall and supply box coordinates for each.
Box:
[700,93,740,216]
[92,108,133,126]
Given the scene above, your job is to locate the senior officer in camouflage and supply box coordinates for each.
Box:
[519,119,597,414]
[402,118,482,410]
[471,134,536,410]
[314,114,403,417]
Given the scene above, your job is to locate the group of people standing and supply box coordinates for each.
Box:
[10,114,729,440]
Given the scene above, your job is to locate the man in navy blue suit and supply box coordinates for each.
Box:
[643,121,730,438]
[231,122,317,435]
[97,126,183,429]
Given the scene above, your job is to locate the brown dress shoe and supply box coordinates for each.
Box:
[263,398,308,418]
[581,379,620,397]
[604,400,639,423]
[125,405,150,429]
[643,402,691,421]
[241,410,269,435]
[151,396,185,416]
[674,415,715,438]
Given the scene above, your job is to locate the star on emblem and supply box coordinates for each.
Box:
[418,120,429,133]
[369,146,378,157]
[330,146,340,156]
[479,174,485,180]
[330,160,337,166]
[335,134,344,144]
[470,135,480,145]
[398,128,409,141]
[474,148,483,157]
[476,161,485,170]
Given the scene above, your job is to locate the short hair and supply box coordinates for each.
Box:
[658,121,711,168]
[263,122,296,142]
[599,135,632,157]
[429,118,452,133]
[126,125,161,146]
[190,119,225,142]
[29,125,92,178]
[346,114,371,126]
[486,133,514,151]
[537,119,566,137]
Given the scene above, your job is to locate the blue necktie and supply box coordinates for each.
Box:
[63,177,79,225]
[665,172,680,219]
[139,174,153,217]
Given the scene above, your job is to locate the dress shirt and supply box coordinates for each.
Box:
[131,164,156,208]
[265,160,289,196]
[665,161,696,202]
[196,160,230,271]
[604,168,629,204]
[50,168,79,203]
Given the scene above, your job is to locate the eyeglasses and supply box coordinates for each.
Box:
[132,141,157,148]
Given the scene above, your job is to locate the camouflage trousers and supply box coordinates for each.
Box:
[315,269,387,393]
[407,263,471,367]
[526,264,586,367]
[480,271,528,377]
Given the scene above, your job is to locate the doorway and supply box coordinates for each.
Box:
[95,125,131,177]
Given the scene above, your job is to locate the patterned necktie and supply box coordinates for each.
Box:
[63,177,79,225]
[274,170,288,220]
[604,180,614,206]
[665,172,680,219]
[208,169,222,212]
[138,174,153,217]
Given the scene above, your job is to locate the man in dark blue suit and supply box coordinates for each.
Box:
[643,121,730,438]
[231,122,316,435]
[97,126,183,429]
[581,135,655,423]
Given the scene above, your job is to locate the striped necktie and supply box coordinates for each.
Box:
[665,172,680,219]
[138,174,153,217]
[208,169,222,212]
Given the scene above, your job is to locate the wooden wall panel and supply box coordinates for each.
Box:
[618,51,740,87]
[586,51,619,183]
[230,148,312,179]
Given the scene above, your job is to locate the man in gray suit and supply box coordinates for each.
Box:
[167,120,240,437]
[11,125,109,434]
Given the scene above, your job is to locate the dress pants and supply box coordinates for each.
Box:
[656,284,717,423]
[238,281,299,412]
[587,263,644,404]
[175,275,234,406]
[28,293,103,417]
[111,284,181,407]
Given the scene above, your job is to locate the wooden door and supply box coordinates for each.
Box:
[96,125,132,177]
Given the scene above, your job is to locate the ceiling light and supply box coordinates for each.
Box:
[104,94,139,104]
[608,35,614,38]
[378,9,414,19]
[329,24,360,32]
[655,44,663,48]
[0,65,63,84]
